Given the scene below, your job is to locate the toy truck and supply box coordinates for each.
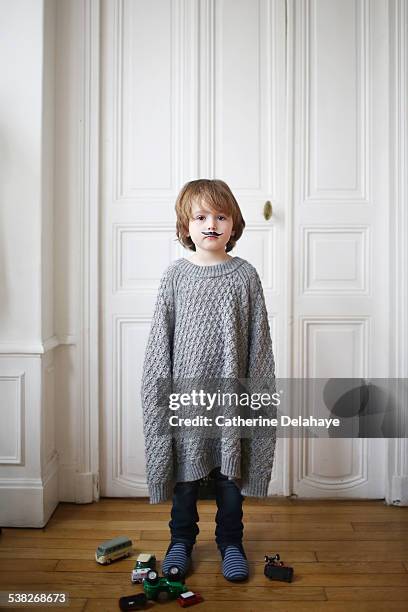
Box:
[143,567,187,601]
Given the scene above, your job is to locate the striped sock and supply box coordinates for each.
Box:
[161,542,191,577]
[220,544,249,581]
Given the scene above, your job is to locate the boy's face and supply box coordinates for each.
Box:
[187,199,235,255]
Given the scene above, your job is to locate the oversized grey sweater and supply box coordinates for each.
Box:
[141,255,277,504]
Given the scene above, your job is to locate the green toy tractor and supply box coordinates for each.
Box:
[143,566,187,601]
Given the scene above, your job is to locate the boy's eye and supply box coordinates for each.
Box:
[196,215,227,221]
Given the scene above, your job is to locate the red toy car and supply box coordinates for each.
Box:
[177,590,204,607]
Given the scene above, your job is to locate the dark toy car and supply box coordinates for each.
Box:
[264,553,294,582]
[118,592,147,611]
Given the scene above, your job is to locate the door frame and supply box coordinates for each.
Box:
[77,0,408,504]
[385,0,408,506]
[75,0,100,503]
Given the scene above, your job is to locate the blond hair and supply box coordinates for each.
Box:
[175,179,245,252]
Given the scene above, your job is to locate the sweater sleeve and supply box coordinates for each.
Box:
[141,268,175,504]
[241,270,277,498]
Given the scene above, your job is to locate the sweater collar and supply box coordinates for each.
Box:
[176,255,245,278]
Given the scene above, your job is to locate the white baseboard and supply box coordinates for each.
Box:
[58,463,77,502]
[58,463,96,503]
[387,475,408,506]
[75,471,94,503]
[0,460,59,527]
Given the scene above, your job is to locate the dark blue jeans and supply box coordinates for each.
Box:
[168,467,245,553]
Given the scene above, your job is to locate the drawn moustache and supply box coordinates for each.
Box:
[202,231,223,237]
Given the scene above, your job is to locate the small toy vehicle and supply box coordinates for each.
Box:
[143,567,187,601]
[95,536,132,565]
[177,590,204,607]
[264,553,294,582]
[131,553,157,583]
[118,592,147,611]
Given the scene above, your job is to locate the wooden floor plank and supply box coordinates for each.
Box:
[0,549,100,560]
[1,529,142,540]
[270,512,408,522]
[0,572,132,587]
[325,587,408,601]
[0,559,58,572]
[315,547,408,562]
[351,521,408,532]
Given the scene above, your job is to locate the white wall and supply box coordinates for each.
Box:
[0,0,43,344]
[0,0,59,526]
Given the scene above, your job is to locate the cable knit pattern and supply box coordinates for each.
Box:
[141,256,277,504]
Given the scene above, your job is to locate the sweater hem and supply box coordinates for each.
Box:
[148,480,174,504]
[240,478,270,498]
[174,447,241,482]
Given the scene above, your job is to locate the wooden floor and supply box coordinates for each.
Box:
[1,497,408,611]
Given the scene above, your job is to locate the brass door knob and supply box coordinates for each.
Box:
[263,200,273,220]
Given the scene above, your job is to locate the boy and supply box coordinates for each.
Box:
[141,179,277,581]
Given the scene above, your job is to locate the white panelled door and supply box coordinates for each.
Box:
[291,0,388,498]
[100,0,388,499]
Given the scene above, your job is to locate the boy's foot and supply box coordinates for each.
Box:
[219,543,249,582]
[161,541,192,578]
